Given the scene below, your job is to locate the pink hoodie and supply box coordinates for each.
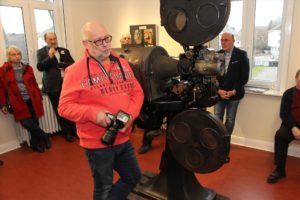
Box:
[58,50,144,149]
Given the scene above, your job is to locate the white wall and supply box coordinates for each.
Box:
[0,114,20,154]
[63,0,182,61]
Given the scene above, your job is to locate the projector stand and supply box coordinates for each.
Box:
[128,145,229,200]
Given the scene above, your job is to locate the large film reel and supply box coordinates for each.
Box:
[161,0,231,46]
[168,109,228,173]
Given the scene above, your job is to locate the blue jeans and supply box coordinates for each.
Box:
[214,99,240,135]
[214,100,240,157]
[85,141,141,200]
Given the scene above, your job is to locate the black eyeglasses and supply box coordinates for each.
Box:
[88,35,113,46]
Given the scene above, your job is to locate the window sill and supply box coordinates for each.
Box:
[245,87,282,97]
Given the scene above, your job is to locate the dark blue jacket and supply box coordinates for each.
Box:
[37,46,74,93]
[218,47,250,100]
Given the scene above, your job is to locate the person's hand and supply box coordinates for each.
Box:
[218,89,229,100]
[292,127,300,140]
[119,115,133,133]
[96,110,111,128]
[48,47,56,58]
[58,62,66,69]
[1,106,9,114]
[227,89,236,98]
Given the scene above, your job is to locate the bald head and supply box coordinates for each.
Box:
[221,32,235,40]
[81,21,112,62]
[44,32,56,40]
[221,32,235,52]
[81,21,108,41]
[44,32,58,48]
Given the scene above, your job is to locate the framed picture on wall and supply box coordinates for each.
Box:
[130,24,157,47]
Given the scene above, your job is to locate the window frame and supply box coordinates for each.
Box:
[0,0,66,83]
[210,0,294,93]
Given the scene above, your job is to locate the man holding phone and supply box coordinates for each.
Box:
[37,32,77,142]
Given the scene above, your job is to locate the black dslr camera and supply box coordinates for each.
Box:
[101,111,131,145]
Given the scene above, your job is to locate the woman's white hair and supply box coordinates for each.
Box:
[6,45,22,61]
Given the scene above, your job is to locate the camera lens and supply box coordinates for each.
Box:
[101,126,118,145]
[100,111,130,145]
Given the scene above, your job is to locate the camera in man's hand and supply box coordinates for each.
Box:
[7,104,13,114]
[101,111,131,145]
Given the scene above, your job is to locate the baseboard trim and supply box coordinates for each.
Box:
[0,140,20,154]
[232,135,300,158]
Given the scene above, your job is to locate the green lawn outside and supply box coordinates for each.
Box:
[252,66,268,78]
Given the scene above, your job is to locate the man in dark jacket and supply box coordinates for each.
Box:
[37,32,76,142]
[267,69,300,184]
[215,32,250,163]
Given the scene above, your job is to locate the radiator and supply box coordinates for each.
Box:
[15,95,61,145]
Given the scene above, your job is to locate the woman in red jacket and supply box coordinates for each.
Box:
[0,46,50,153]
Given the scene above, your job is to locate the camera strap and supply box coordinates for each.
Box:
[86,54,126,86]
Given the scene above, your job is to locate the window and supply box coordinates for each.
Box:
[0,6,29,63]
[34,9,55,48]
[220,0,243,48]
[0,0,65,83]
[252,0,284,84]
[212,0,293,91]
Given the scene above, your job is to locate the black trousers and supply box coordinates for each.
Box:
[47,91,76,135]
[142,129,154,146]
[20,100,46,147]
[274,125,295,169]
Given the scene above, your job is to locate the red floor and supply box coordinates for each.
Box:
[0,128,300,200]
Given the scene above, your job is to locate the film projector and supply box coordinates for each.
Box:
[114,0,232,199]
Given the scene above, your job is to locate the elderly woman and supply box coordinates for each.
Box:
[0,46,51,153]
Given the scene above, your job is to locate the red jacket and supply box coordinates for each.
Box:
[0,62,44,121]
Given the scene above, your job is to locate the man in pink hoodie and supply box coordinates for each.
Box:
[58,21,144,200]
